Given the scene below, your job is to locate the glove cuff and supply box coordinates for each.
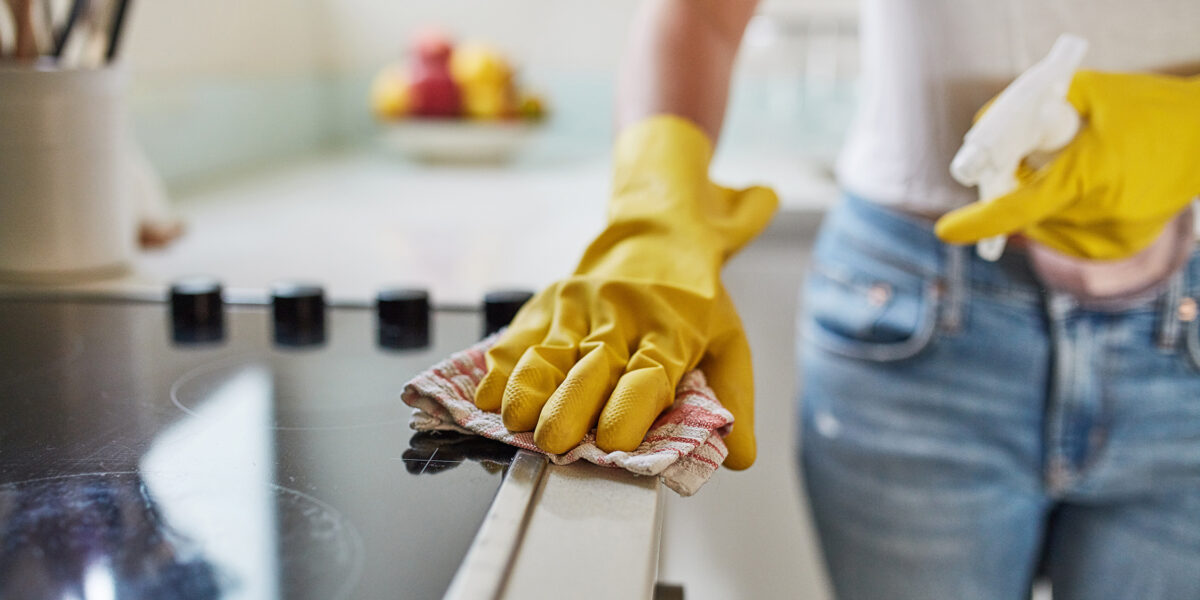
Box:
[612,115,714,191]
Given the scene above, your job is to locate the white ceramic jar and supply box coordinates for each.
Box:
[0,65,135,282]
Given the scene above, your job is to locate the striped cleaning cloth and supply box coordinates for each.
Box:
[400,336,734,496]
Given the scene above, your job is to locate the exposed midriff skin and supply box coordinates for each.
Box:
[1017,211,1195,307]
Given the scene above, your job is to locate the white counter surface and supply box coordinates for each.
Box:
[0,148,836,305]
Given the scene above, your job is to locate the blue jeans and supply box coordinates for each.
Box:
[798,195,1200,600]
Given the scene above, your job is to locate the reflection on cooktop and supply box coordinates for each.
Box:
[401,432,519,476]
[0,302,85,389]
[0,472,361,600]
[0,473,219,599]
[171,354,408,431]
[0,292,531,599]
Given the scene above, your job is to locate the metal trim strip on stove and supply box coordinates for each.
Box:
[447,451,666,600]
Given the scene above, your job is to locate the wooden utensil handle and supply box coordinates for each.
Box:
[11,0,38,59]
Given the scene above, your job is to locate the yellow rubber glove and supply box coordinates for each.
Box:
[935,70,1200,259]
[473,115,778,469]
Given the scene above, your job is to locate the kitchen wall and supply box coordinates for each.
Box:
[121,0,857,188]
[122,0,330,185]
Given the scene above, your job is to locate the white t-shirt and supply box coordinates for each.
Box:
[837,0,1200,215]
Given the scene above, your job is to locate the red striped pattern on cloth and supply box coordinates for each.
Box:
[400,337,734,496]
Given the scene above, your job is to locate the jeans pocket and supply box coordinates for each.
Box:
[1184,316,1200,372]
[802,259,941,362]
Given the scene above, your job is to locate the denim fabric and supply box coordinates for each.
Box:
[798,194,1200,600]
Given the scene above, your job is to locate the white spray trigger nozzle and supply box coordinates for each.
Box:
[949,33,1090,261]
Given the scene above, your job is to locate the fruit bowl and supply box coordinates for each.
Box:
[370,30,548,164]
[380,118,541,164]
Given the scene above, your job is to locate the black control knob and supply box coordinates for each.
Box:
[377,288,430,350]
[483,289,534,337]
[272,282,326,347]
[169,276,224,344]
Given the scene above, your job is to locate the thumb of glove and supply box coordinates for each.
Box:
[712,185,780,254]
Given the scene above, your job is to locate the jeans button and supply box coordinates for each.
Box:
[867,283,892,307]
[1178,297,1197,322]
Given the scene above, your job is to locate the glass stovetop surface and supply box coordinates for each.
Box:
[0,297,515,599]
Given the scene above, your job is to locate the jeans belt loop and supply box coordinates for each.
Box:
[940,243,967,333]
[1156,267,1186,350]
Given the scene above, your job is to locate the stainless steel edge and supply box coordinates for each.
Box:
[645,483,666,597]
[497,463,664,600]
[443,450,548,600]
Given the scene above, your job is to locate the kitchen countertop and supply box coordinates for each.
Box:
[0,147,837,306]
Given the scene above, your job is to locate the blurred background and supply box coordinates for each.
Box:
[124,0,858,190]
[27,0,866,312]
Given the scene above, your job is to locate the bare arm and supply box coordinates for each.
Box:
[616,0,760,141]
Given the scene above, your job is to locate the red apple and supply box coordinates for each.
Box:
[412,28,453,63]
[409,62,461,117]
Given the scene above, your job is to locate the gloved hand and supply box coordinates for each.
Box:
[473,115,778,469]
[935,70,1200,259]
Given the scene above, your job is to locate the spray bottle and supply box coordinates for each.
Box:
[950,34,1090,261]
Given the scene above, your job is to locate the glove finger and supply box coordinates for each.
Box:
[1026,217,1166,261]
[532,341,626,454]
[474,291,556,412]
[698,324,756,470]
[934,142,1082,244]
[501,339,580,432]
[971,95,998,124]
[595,335,680,453]
[498,284,595,429]
[1064,69,1102,116]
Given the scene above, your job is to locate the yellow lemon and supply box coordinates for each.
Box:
[449,42,512,88]
[369,66,410,120]
[461,82,512,119]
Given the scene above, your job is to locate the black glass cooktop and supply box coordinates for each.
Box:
[0,293,519,600]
